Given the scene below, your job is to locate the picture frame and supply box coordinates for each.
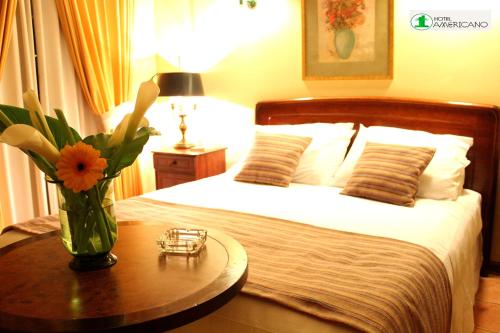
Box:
[302,0,393,80]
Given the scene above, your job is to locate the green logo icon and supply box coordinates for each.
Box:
[411,13,433,30]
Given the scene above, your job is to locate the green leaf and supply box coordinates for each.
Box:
[0,104,82,149]
[27,151,57,180]
[83,133,115,160]
[0,105,31,131]
[0,111,13,128]
[105,127,156,176]
[112,127,151,173]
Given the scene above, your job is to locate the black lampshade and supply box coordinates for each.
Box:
[157,72,204,97]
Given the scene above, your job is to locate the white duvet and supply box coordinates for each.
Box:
[143,173,482,333]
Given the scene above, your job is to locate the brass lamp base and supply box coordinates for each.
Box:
[174,113,194,149]
[174,142,194,149]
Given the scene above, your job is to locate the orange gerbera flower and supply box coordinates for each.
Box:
[56,142,108,193]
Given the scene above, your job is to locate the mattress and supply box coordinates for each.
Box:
[141,173,482,333]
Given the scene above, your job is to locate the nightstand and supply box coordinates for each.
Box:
[153,147,226,189]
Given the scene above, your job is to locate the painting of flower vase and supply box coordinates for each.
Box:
[302,0,393,79]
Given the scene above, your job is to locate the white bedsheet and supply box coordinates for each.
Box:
[143,173,482,333]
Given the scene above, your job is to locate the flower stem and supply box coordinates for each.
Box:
[0,110,13,128]
[76,213,97,254]
[60,187,77,252]
[88,187,111,250]
[94,186,115,246]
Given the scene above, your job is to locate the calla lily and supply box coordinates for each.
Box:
[107,114,149,147]
[23,90,57,146]
[123,79,159,143]
[0,124,60,163]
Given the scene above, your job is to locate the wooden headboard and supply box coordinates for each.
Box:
[256,97,499,271]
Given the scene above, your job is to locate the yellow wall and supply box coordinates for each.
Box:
[134,0,500,260]
[151,0,500,105]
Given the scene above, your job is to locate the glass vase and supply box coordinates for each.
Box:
[57,179,118,271]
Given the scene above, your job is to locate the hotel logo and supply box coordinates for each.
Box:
[410,11,490,31]
[411,14,433,30]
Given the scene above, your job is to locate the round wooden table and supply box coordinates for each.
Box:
[0,222,248,332]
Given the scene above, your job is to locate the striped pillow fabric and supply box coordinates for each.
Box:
[235,132,312,187]
[341,143,435,207]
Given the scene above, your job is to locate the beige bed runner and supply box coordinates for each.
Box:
[4,197,451,333]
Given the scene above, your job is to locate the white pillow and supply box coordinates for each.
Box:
[251,123,355,185]
[332,125,473,200]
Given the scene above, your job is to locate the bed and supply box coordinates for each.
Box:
[1,97,499,333]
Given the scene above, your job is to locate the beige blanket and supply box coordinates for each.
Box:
[4,197,452,333]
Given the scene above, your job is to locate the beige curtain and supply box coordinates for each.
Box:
[32,0,102,213]
[0,0,17,78]
[0,0,102,229]
[0,0,18,229]
[55,0,143,200]
[0,0,43,230]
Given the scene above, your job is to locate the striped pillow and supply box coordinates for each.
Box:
[341,143,435,207]
[235,132,312,187]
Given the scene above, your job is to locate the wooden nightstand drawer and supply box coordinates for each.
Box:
[153,148,226,190]
[154,155,194,174]
[156,174,195,189]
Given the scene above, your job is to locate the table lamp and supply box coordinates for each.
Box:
[157,72,204,149]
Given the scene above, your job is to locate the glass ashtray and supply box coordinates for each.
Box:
[157,228,207,255]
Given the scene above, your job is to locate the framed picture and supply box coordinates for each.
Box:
[302,0,393,80]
